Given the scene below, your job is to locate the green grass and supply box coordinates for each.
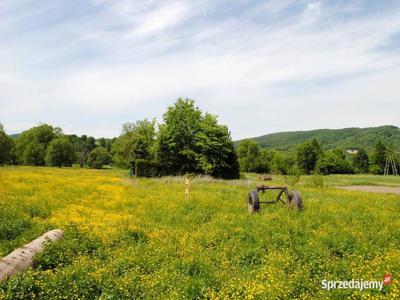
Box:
[0,167,399,299]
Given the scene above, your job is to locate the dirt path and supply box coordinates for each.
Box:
[337,185,400,194]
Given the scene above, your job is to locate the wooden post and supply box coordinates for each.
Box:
[0,229,64,282]
[184,176,190,200]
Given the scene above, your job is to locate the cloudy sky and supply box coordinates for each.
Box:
[1,0,400,139]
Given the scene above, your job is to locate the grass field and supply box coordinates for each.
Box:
[0,167,399,299]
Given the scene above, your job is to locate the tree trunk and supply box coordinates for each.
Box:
[0,229,64,282]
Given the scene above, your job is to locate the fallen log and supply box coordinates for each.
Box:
[0,229,64,282]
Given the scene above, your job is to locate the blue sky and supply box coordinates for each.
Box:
[1,0,400,139]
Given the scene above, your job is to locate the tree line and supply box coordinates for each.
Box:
[1,98,398,177]
[237,138,399,175]
[0,99,240,179]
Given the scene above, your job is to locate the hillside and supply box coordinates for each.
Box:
[237,125,400,151]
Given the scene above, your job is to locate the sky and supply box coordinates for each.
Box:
[0,0,400,139]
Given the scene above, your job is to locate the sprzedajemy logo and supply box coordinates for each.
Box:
[321,275,393,292]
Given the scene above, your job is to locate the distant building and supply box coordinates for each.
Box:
[346,148,359,154]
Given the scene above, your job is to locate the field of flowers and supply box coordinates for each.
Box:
[0,167,399,299]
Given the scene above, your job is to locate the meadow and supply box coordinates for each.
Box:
[0,167,399,299]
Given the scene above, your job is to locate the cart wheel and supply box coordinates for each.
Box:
[247,190,259,212]
[288,190,303,210]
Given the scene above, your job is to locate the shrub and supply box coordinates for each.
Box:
[284,167,301,187]
[309,174,327,189]
[87,147,111,169]
[135,159,159,177]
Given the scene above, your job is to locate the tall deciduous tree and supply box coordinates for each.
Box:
[15,124,60,166]
[196,113,239,178]
[0,126,14,165]
[156,98,239,178]
[296,138,321,174]
[370,141,386,174]
[45,137,75,167]
[112,119,156,168]
[352,149,369,173]
[156,98,203,174]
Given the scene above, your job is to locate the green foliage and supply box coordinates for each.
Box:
[196,114,239,179]
[237,140,271,173]
[370,141,386,174]
[156,98,203,174]
[156,98,239,179]
[68,135,97,167]
[243,125,400,151]
[296,139,321,174]
[284,167,301,186]
[87,147,111,169]
[308,174,327,189]
[112,119,156,168]
[316,150,354,175]
[270,151,296,175]
[45,137,75,167]
[0,129,15,165]
[352,148,369,173]
[135,159,159,177]
[0,207,32,241]
[15,124,60,166]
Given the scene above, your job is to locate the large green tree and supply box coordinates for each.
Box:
[156,98,239,178]
[0,126,15,165]
[352,149,369,173]
[45,137,75,167]
[296,139,321,174]
[196,113,239,178]
[15,124,60,166]
[156,98,203,174]
[112,119,156,168]
[370,141,386,174]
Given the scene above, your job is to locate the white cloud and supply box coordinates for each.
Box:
[0,0,400,138]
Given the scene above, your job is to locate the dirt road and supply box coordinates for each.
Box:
[337,185,400,194]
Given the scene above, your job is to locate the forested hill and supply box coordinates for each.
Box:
[236,125,400,151]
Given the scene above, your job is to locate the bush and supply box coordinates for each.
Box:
[87,147,111,169]
[316,152,354,175]
[135,159,159,177]
[369,165,382,175]
[284,167,301,187]
[309,174,327,189]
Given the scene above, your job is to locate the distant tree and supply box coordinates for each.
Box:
[87,147,111,169]
[15,124,60,165]
[332,148,346,160]
[68,135,96,167]
[271,151,296,175]
[352,149,369,173]
[0,128,14,165]
[237,139,271,173]
[45,137,75,167]
[296,139,321,174]
[370,141,386,174]
[0,123,3,132]
[237,139,260,172]
[316,151,354,175]
[112,119,156,168]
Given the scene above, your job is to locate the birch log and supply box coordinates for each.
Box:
[0,229,64,282]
